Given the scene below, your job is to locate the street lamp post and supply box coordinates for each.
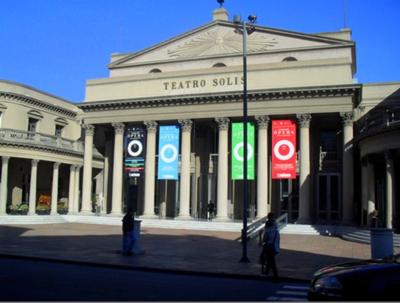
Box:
[234,14,256,263]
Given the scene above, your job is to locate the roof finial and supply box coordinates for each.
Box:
[217,0,224,8]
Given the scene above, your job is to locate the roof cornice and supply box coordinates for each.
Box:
[0,91,78,118]
[79,84,362,113]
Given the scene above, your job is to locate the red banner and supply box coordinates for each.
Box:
[272,120,297,179]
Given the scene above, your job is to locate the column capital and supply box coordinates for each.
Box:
[255,115,270,129]
[297,113,312,128]
[178,119,193,132]
[112,122,125,135]
[2,156,10,162]
[144,120,158,133]
[70,164,76,171]
[341,112,354,126]
[53,162,60,169]
[32,159,39,166]
[83,124,95,136]
[215,117,230,130]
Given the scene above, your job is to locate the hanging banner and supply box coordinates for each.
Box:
[157,125,180,180]
[124,126,146,178]
[272,120,297,179]
[231,122,255,180]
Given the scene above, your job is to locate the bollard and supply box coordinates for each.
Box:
[370,228,393,259]
[133,219,144,254]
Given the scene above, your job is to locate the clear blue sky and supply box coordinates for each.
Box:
[1,0,399,102]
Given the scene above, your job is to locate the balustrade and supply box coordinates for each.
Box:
[0,128,87,153]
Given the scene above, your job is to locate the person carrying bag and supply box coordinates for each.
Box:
[260,212,280,279]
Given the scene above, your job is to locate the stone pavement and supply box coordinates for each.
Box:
[0,222,397,282]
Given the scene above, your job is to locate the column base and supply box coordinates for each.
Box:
[28,212,37,216]
[109,212,123,217]
[214,216,230,222]
[79,211,95,216]
[139,214,158,219]
[50,212,60,216]
[175,215,193,221]
[296,217,311,224]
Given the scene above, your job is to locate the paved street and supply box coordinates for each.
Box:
[0,257,309,301]
[0,221,390,282]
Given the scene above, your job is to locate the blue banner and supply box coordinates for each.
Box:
[157,125,180,180]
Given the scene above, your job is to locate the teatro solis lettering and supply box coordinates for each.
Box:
[163,76,243,90]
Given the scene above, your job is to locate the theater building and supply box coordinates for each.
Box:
[0,6,399,229]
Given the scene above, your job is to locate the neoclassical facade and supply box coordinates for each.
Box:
[1,7,399,229]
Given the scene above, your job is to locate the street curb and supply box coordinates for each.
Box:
[0,253,309,284]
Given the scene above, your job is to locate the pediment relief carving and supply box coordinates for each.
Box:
[167,27,278,58]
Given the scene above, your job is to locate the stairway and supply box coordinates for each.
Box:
[341,229,400,247]
[280,224,321,235]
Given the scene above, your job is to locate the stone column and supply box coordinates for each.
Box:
[341,112,354,223]
[361,157,368,225]
[102,157,109,215]
[367,159,375,226]
[102,132,112,215]
[385,151,394,229]
[215,117,230,221]
[142,121,157,218]
[67,165,75,214]
[111,122,125,215]
[255,115,270,218]
[50,162,60,215]
[178,119,192,219]
[81,124,95,214]
[297,114,312,223]
[28,159,39,215]
[0,156,10,215]
[74,166,81,213]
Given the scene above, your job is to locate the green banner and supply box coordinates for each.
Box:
[231,122,255,180]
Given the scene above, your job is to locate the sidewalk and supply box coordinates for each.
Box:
[0,222,393,282]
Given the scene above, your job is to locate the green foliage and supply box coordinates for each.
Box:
[9,203,29,214]
[36,204,50,212]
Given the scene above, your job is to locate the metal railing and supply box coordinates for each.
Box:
[237,212,288,243]
[358,106,400,135]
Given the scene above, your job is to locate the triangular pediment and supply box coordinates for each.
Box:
[109,21,353,68]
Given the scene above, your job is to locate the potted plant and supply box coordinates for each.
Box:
[57,203,68,214]
[18,204,29,215]
[36,204,50,215]
[8,203,29,215]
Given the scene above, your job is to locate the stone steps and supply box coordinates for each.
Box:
[341,229,400,247]
[280,224,321,235]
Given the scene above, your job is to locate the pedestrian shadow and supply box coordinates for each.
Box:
[0,223,368,281]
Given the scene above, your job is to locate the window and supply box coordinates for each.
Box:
[28,118,38,133]
[282,56,298,62]
[55,125,64,137]
[149,68,162,73]
[212,63,227,68]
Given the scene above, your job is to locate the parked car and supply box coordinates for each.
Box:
[308,254,400,301]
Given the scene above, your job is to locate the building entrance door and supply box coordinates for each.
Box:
[279,178,299,223]
[317,173,341,222]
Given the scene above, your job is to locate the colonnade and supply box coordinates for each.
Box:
[361,151,396,229]
[0,112,355,222]
[0,157,81,216]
